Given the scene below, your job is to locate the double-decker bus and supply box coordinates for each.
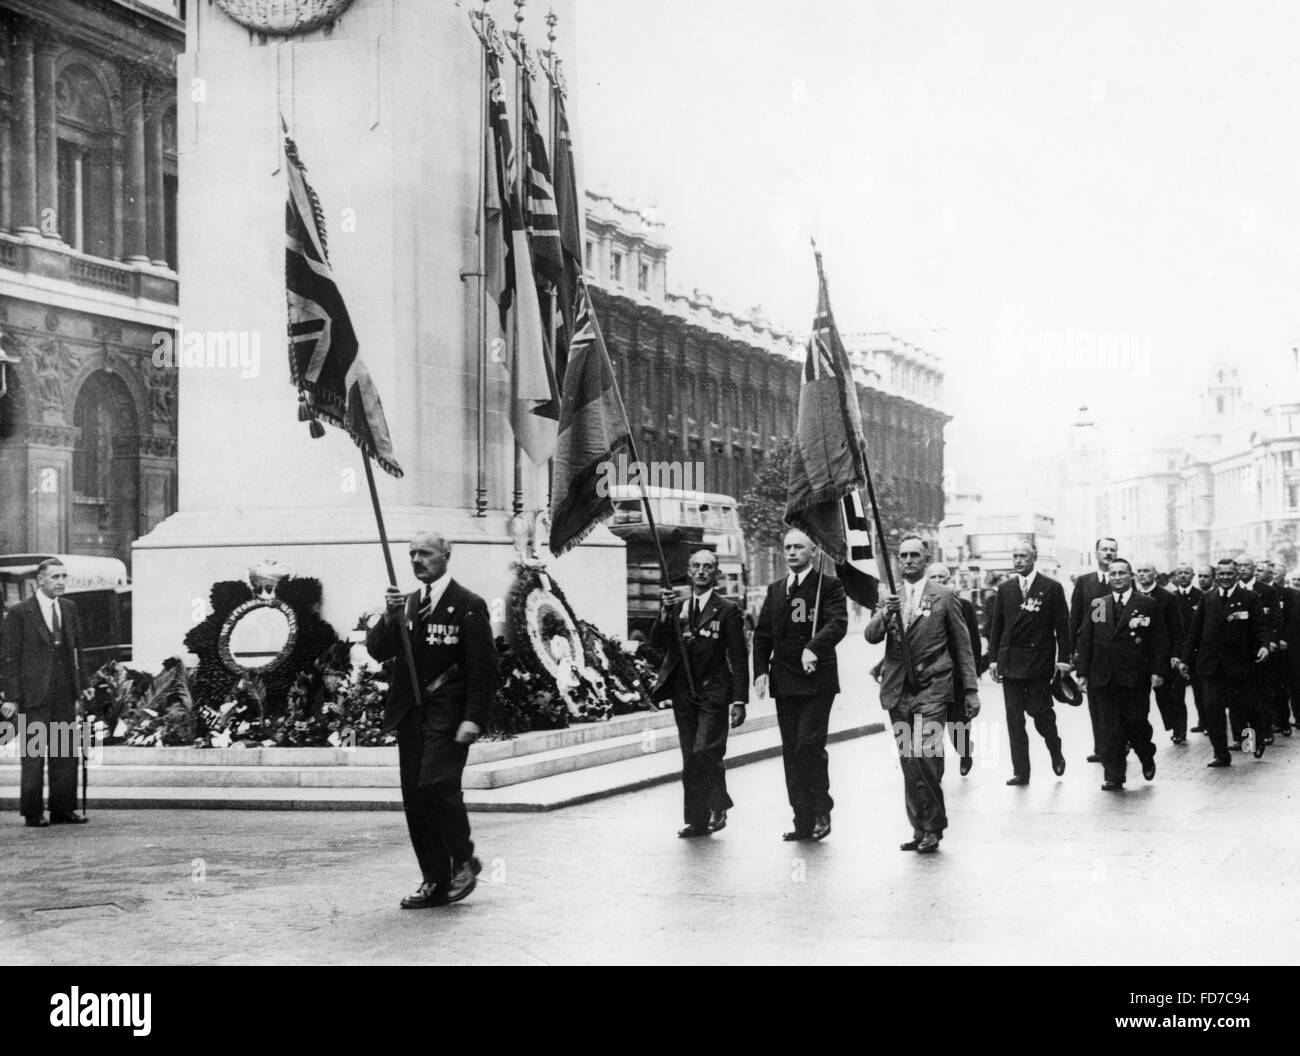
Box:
[606,486,748,637]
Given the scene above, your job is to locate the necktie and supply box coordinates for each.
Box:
[691,598,700,630]
[788,574,797,599]
[421,585,432,621]
[51,600,61,637]
[1021,577,1029,595]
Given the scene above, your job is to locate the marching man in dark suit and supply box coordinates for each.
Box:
[366,531,499,909]
[1234,554,1280,749]
[926,563,986,775]
[1070,536,1119,763]
[1271,559,1299,736]
[752,529,847,842]
[1135,559,1189,744]
[650,547,749,838]
[0,558,87,827]
[1178,558,1270,766]
[1073,557,1169,791]
[866,534,979,854]
[1168,563,1205,734]
[987,539,1072,785]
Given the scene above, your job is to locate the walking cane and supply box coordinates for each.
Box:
[80,717,91,820]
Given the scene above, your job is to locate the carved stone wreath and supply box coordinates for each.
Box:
[215,0,356,35]
[217,597,299,677]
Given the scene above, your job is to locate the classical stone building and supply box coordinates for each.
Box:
[0,0,181,566]
[584,189,948,571]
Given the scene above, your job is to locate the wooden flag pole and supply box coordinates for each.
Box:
[474,18,489,517]
[810,549,825,636]
[363,454,424,712]
[863,459,918,687]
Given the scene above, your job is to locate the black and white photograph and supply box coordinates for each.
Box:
[0,0,1296,1005]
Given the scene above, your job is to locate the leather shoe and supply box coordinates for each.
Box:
[899,837,922,851]
[677,823,709,838]
[1282,727,1292,737]
[49,811,87,825]
[1254,740,1267,759]
[1142,760,1156,781]
[399,881,447,909]
[1101,780,1124,791]
[1190,725,1205,733]
[1171,734,1186,745]
[810,814,831,841]
[1207,757,1231,768]
[1005,775,1029,786]
[1229,740,1242,751]
[782,827,812,842]
[706,809,727,833]
[916,832,941,854]
[445,856,481,904]
[959,756,973,776]
[24,815,49,828]
[1086,754,1101,763]
[1051,752,1066,777]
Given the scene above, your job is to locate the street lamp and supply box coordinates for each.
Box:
[0,331,19,399]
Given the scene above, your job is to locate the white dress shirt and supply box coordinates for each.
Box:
[35,590,61,634]
[683,588,714,623]
[418,571,451,618]
[786,568,811,594]
[1019,570,1037,595]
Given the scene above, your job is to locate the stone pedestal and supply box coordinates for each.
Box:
[131,0,622,670]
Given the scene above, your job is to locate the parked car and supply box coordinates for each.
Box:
[0,554,132,682]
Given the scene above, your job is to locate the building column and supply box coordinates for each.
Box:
[145,79,167,265]
[11,26,38,235]
[121,67,148,262]
[0,118,11,232]
[109,134,124,259]
[33,29,59,241]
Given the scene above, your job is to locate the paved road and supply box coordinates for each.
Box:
[3,668,1298,965]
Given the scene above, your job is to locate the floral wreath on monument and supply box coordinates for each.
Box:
[181,559,341,731]
[495,510,656,731]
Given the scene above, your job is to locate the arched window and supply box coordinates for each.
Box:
[56,63,115,256]
[71,371,139,561]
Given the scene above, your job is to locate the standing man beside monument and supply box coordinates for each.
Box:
[366,531,499,909]
[987,540,1072,785]
[650,547,749,838]
[0,559,88,827]
[866,534,979,854]
[1071,537,1119,764]
[752,529,847,843]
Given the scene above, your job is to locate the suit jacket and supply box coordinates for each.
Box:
[649,591,748,705]
[987,573,1071,681]
[365,578,499,734]
[865,579,977,709]
[958,595,987,679]
[1074,590,1169,689]
[1070,571,1110,647]
[0,594,83,713]
[1168,586,1201,662]
[1181,586,1268,681]
[751,570,847,697]
[1245,580,1281,643]
[1138,584,1183,670]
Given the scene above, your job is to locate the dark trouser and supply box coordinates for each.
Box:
[1204,676,1250,760]
[945,697,972,763]
[775,693,834,829]
[1269,658,1291,730]
[1228,672,1269,743]
[889,694,948,837]
[1155,673,1188,740]
[1086,688,1103,755]
[396,707,473,885]
[1189,674,1207,730]
[673,692,733,825]
[19,663,78,819]
[1002,678,1061,778]
[1094,684,1155,784]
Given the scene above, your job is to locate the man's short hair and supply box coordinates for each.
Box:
[687,547,718,565]
[1216,557,1236,570]
[1012,538,1037,557]
[35,558,65,576]
[897,532,929,552]
[1109,557,1133,573]
[1095,537,1118,550]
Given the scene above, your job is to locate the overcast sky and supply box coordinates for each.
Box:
[576,0,1300,505]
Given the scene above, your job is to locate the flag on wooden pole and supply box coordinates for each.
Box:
[284,125,403,478]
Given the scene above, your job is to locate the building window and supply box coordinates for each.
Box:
[610,250,624,285]
[57,140,90,251]
[638,261,650,292]
[1216,395,1225,414]
[1290,484,1300,510]
[164,173,179,270]
[584,240,594,273]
